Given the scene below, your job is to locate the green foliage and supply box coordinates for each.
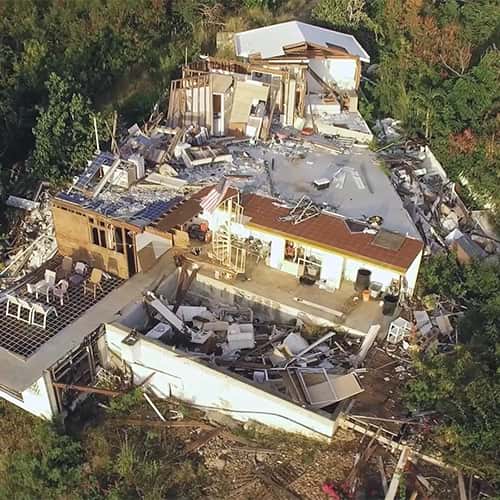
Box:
[408,255,500,482]
[363,0,500,216]
[30,73,100,181]
[107,388,144,416]
[0,422,84,499]
[313,0,375,30]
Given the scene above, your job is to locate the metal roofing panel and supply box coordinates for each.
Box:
[235,21,370,62]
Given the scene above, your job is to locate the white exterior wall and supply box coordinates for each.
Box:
[105,323,336,440]
[343,257,400,289]
[0,374,55,419]
[187,85,210,125]
[404,249,423,295]
[206,206,420,295]
[307,58,357,92]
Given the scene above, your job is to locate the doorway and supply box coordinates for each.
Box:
[125,231,137,277]
[212,93,224,136]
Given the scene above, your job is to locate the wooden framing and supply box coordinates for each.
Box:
[51,198,139,279]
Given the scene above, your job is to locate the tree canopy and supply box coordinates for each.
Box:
[407,254,500,483]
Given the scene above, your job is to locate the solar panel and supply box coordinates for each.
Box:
[128,197,183,227]
[73,152,116,191]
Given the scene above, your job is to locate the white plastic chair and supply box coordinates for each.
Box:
[52,279,69,306]
[5,295,20,319]
[16,297,34,324]
[31,302,58,329]
[34,269,57,302]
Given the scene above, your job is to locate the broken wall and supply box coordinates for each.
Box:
[105,322,337,440]
[51,205,132,279]
[307,58,358,92]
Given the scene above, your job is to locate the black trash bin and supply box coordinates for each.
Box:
[382,294,398,316]
[355,269,371,292]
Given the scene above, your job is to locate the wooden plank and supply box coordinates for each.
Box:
[385,446,411,500]
[378,455,388,494]
[457,472,468,500]
[184,428,222,455]
[52,382,122,397]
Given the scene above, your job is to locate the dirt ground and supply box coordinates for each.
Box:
[131,397,458,500]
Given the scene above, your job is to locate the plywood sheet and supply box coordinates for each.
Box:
[229,80,269,124]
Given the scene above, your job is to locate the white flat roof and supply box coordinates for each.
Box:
[235,21,370,63]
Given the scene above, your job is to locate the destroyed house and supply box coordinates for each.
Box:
[167,57,300,139]
[51,150,204,279]
[192,187,423,296]
[232,21,371,139]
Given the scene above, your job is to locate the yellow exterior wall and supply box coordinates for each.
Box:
[51,205,133,279]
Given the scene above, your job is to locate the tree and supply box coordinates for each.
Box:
[0,422,84,499]
[30,73,99,181]
[313,0,375,30]
[407,255,500,483]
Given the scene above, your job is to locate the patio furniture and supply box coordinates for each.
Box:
[83,268,103,299]
[387,317,412,344]
[52,279,69,305]
[5,295,33,324]
[69,261,87,287]
[34,269,57,303]
[31,302,58,329]
[57,256,73,280]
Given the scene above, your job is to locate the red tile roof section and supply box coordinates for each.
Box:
[190,186,423,271]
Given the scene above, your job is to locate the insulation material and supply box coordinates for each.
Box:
[229,80,269,124]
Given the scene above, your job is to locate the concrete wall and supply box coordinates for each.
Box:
[0,373,55,419]
[105,322,337,440]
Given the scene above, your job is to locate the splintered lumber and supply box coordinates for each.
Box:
[52,382,122,397]
[340,417,456,471]
[385,446,411,500]
[457,472,468,500]
[144,393,166,422]
[116,418,214,430]
[184,428,222,455]
[378,456,389,494]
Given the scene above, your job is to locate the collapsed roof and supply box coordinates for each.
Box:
[234,21,370,62]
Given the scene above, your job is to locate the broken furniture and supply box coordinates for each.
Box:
[31,302,58,329]
[225,323,255,351]
[52,279,69,306]
[387,317,411,344]
[83,268,104,299]
[69,261,87,287]
[5,295,32,324]
[414,310,432,335]
[283,368,363,409]
[33,269,57,303]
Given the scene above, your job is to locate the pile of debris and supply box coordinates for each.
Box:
[377,134,499,262]
[0,187,56,290]
[132,278,383,417]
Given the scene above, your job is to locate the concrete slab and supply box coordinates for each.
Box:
[194,262,393,336]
